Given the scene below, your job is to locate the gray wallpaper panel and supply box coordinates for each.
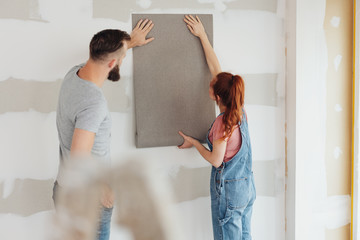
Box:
[132,14,215,148]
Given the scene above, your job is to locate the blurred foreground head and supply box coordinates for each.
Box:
[51,157,182,240]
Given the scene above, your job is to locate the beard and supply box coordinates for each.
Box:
[107,64,120,82]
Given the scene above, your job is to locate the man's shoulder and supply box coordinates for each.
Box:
[64,63,85,81]
[59,63,106,109]
[62,63,102,96]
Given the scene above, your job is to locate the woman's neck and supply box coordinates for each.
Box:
[219,103,226,113]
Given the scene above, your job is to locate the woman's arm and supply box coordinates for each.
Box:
[184,15,221,78]
[178,131,226,168]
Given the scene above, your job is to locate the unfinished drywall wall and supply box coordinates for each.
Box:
[294,0,352,239]
[355,0,360,238]
[0,0,286,239]
[324,0,352,198]
[324,1,352,239]
[285,0,296,238]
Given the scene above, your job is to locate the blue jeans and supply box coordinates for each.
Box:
[210,171,256,240]
[52,181,113,240]
[207,111,256,240]
[97,206,113,240]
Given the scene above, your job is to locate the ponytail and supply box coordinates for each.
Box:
[213,73,245,140]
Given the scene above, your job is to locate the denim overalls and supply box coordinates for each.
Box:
[207,111,256,240]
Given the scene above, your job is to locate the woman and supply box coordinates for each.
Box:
[178,15,256,240]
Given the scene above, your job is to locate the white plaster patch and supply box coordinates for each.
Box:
[167,165,181,178]
[0,211,54,240]
[325,195,351,229]
[245,105,283,161]
[215,10,284,74]
[173,197,213,240]
[2,179,15,199]
[276,0,286,18]
[136,0,152,9]
[333,147,343,159]
[37,0,92,22]
[296,0,328,238]
[252,196,282,240]
[306,195,350,238]
[28,0,42,20]
[330,16,341,28]
[334,104,343,112]
[214,0,227,11]
[0,111,58,180]
[334,54,342,72]
[110,223,134,240]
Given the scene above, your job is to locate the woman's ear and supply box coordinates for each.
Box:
[215,95,221,103]
[209,86,216,101]
[209,78,217,101]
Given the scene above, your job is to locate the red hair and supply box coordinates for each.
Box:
[213,72,245,140]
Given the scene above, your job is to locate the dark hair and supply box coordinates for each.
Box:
[213,72,245,139]
[89,29,131,61]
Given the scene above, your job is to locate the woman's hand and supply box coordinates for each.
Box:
[178,130,226,168]
[184,15,206,39]
[178,131,194,149]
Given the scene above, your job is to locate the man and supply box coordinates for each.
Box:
[53,19,155,240]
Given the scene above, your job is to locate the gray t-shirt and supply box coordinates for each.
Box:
[56,63,112,185]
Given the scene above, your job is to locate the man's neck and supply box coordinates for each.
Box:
[77,60,108,88]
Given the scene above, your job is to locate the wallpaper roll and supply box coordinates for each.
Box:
[132,14,215,148]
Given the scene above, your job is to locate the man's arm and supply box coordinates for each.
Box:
[70,128,114,208]
[127,19,155,49]
[70,128,95,157]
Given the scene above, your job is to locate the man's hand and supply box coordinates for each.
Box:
[128,19,154,49]
[100,184,114,209]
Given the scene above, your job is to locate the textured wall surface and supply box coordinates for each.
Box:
[132,14,215,148]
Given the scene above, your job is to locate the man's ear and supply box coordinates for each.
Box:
[108,59,117,69]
